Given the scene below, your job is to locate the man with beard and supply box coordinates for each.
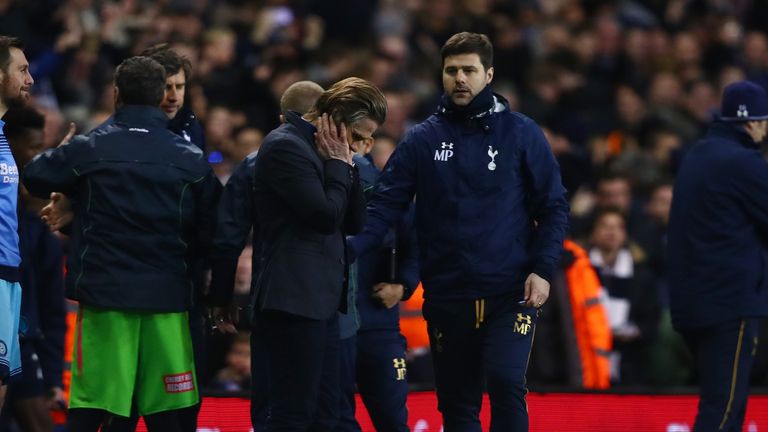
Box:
[0,35,34,411]
[348,33,569,431]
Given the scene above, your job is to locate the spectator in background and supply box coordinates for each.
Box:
[0,35,34,412]
[668,80,768,432]
[588,208,659,386]
[231,127,263,163]
[22,56,222,432]
[211,333,251,393]
[370,133,397,171]
[0,107,66,432]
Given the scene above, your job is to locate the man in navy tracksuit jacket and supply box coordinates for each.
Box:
[348,33,569,431]
[338,153,419,432]
[44,46,209,432]
[22,57,221,431]
[667,80,768,432]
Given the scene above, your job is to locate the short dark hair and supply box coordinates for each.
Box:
[305,77,387,126]
[140,43,192,80]
[2,107,44,141]
[591,206,626,234]
[280,81,324,115]
[441,32,493,70]
[114,56,166,106]
[0,36,24,73]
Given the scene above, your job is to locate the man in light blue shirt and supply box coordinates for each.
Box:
[0,35,34,410]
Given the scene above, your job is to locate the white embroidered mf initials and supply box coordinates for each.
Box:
[487,146,498,171]
[737,104,749,118]
[435,142,454,161]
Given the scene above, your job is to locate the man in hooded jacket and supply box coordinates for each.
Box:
[348,32,569,432]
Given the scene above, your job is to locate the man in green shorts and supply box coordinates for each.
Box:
[21,56,221,431]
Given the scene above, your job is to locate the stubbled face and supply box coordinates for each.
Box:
[442,53,493,106]
[347,117,378,156]
[160,70,186,119]
[0,47,34,109]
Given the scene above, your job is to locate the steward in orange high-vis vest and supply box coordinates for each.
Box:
[563,239,612,389]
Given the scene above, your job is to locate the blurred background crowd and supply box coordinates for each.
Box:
[3,0,768,404]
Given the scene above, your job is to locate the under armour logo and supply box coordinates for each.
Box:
[393,358,407,381]
[435,142,454,161]
[737,104,749,118]
[514,313,532,335]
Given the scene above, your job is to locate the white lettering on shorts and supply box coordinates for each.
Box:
[164,371,195,393]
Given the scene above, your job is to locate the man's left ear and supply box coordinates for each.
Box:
[486,66,494,84]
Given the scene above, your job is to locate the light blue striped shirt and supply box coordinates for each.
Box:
[0,119,20,268]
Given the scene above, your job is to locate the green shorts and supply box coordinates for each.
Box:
[69,305,199,416]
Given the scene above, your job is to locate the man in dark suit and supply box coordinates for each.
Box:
[210,77,386,431]
[209,80,325,431]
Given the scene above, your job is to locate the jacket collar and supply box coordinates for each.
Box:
[436,86,508,121]
[284,110,317,144]
[707,120,759,148]
[168,106,195,130]
[113,105,169,128]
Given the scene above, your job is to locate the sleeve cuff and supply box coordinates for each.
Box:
[532,263,554,284]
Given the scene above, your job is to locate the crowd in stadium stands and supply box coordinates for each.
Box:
[2,0,768,422]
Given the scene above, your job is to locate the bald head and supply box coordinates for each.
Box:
[280,80,324,116]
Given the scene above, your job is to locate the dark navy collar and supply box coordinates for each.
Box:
[438,86,495,120]
[707,120,760,148]
[284,110,317,144]
[169,106,194,129]
[113,105,169,128]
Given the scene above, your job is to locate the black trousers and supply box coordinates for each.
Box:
[683,318,759,432]
[251,323,269,432]
[423,294,537,432]
[260,310,340,432]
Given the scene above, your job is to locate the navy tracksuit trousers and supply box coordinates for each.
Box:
[423,293,538,432]
[683,318,759,432]
[337,330,409,432]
